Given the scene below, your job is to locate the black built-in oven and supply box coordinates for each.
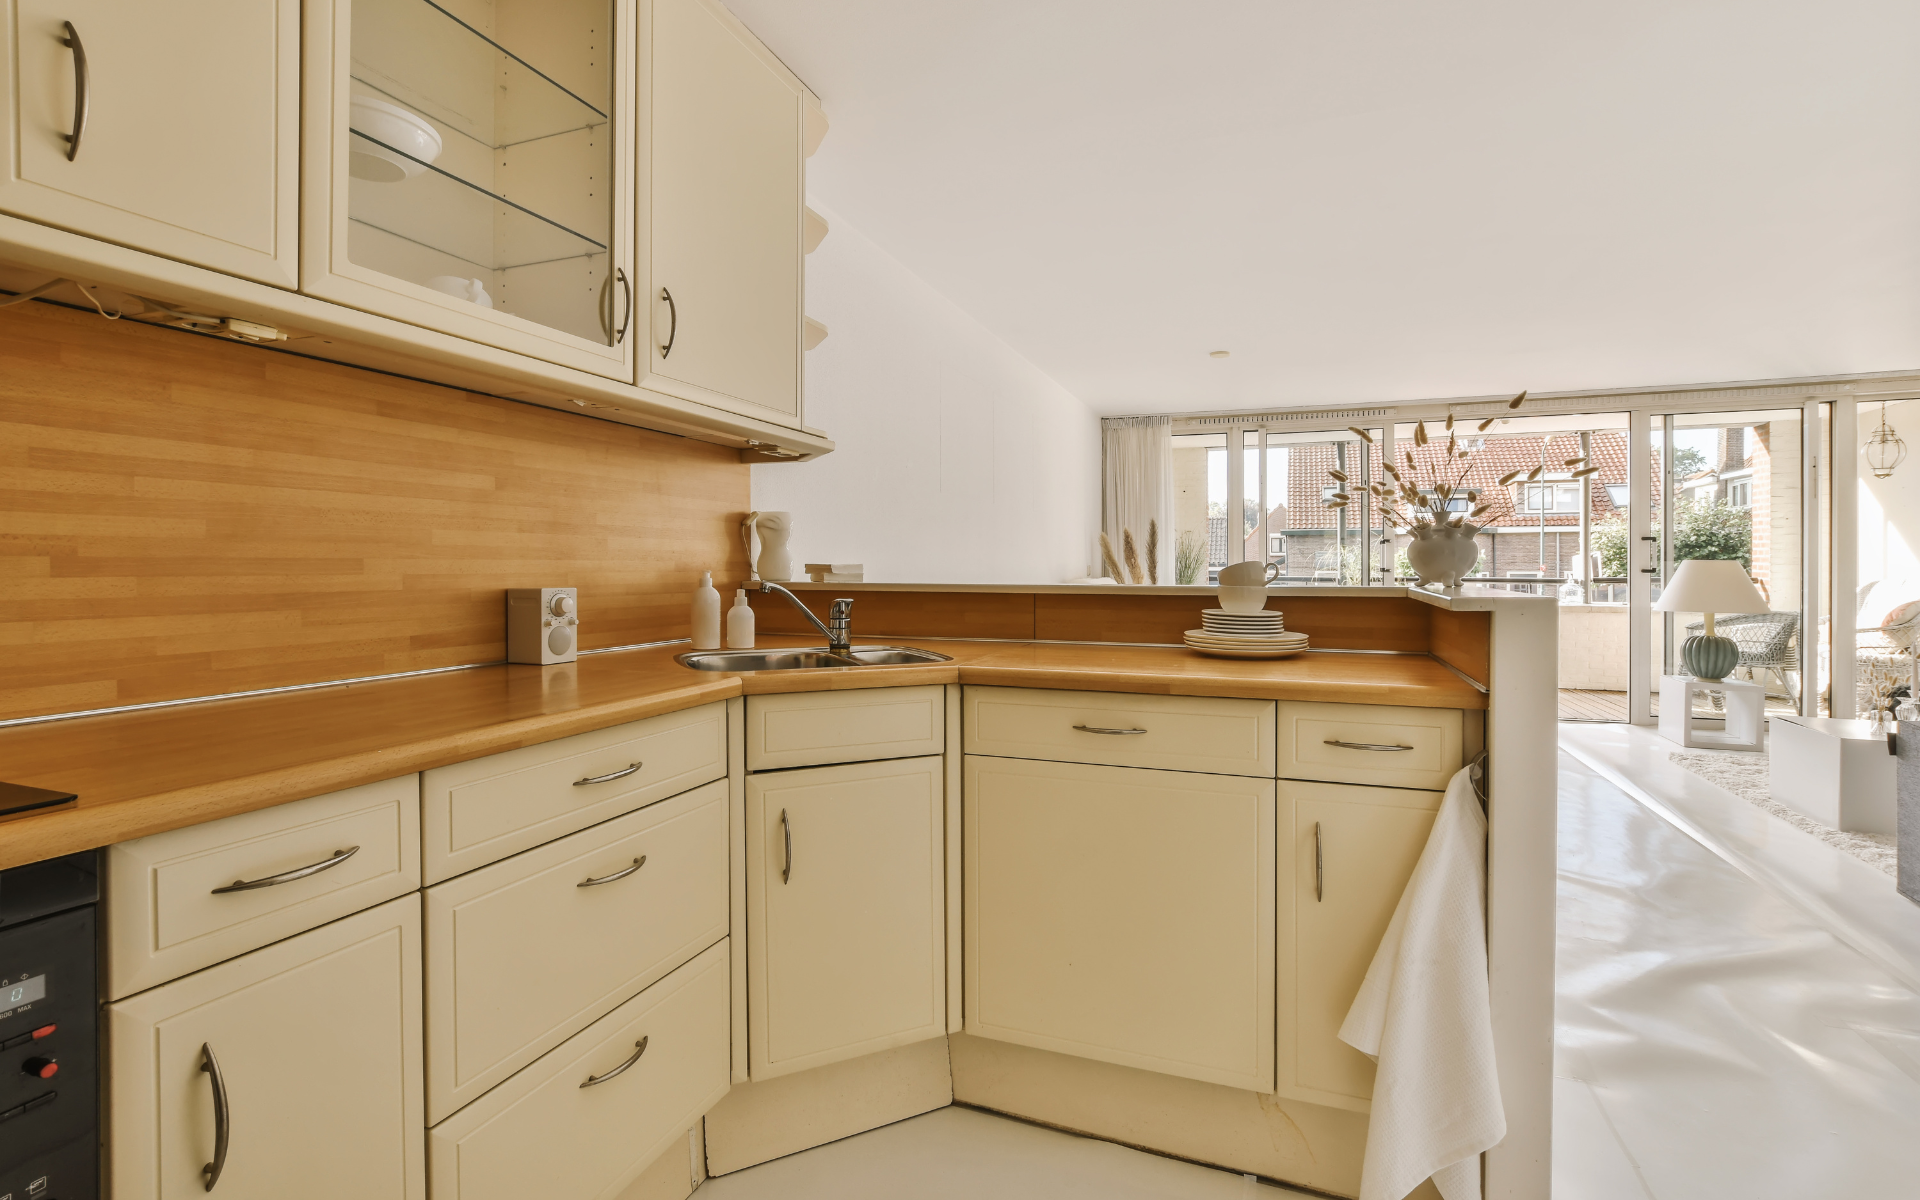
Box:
[0,851,98,1200]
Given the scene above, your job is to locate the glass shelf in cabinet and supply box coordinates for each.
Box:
[351,0,612,152]
[347,129,607,273]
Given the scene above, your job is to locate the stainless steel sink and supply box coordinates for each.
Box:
[675,645,954,672]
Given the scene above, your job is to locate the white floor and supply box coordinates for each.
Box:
[695,741,1920,1200]
[696,1105,1314,1199]
[1551,751,1920,1199]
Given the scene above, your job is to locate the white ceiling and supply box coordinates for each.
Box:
[726,1,1920,417]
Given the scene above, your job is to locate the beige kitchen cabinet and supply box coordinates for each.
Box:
[745,685,945,771]
[745,756,945,1079]
[964,685,1276,777]
[964,756,1276,1093]
[0,0,299,286]
[1276,779,1442,1111]
[426,941,730,1200]
[105,773,420,1000]
[301,0,638,379]
[107,895,426,1200]
[422,779,727,1122]
[639,0,807,422]
[1276,700,1463,792]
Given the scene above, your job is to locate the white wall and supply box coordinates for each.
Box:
[751,203,1100,583]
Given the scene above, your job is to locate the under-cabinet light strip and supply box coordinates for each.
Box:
[0,638,691,730]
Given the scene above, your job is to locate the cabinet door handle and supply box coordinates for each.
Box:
[658,287,677,358]
[200,1043,230,1192]
[1321,739,1414,752]
[578,855,646,887]
[580,1036,648,1088]
[613,267,632,344]
[1314,822,1324,902]
[1072,724,1148,736]
[574,762,642,786]
[210,846,358,894]
[60,22,89,162]
[780,808,792,884]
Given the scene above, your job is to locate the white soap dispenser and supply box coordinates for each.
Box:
[691,572,722,649]
[727,589,755,648]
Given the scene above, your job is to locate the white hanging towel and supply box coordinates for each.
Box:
[1338,766,1505,1200]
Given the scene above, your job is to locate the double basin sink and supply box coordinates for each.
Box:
[676,645,953,672]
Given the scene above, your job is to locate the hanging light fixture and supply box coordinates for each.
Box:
[1864,400,1907,480]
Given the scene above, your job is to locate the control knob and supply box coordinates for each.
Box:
[22,1055,57,1079]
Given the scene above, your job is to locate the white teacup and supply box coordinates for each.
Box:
[1218,561,1281,586]
[1217,585,1270,613]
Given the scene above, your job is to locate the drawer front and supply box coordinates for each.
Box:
[745,686,945,771]
[427,941,731,1200]
[964,686,1275,777]
[1276,702,1463,791]
[423,780,728,1122]
[106,775,420,999]
[422,702,726,882]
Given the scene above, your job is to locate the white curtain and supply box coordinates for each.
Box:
[1101,416,1173,583]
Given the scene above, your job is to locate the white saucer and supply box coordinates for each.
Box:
[1184,628,1308,645]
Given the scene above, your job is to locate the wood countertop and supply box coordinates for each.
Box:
[0,638,1485,869]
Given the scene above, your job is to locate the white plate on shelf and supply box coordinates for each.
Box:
[1184,639,1309,659]
[1200,615,1285,633]
[1184,628,1307,646]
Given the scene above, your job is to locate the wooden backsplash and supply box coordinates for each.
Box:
[0,302,747,721]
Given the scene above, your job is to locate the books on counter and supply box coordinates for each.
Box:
[805,563,864,583]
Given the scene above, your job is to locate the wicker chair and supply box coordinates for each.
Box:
[1684,611,1799,702]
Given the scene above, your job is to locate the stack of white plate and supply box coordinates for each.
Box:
[1185,609,1309,658]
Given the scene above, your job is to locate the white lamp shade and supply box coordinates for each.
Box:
[1651,559,1769,614]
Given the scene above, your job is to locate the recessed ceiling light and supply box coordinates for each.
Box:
[1209,350,1230,358]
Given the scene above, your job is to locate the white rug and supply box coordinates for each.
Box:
[1665,749,1898,877]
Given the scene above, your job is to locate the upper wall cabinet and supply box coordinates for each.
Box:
[0,0,300,286]
[302,0,638,380]
[640,0,806,423]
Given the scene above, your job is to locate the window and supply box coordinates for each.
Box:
[1321,484,1341,500]
[1604,483,1630,509]
[1726,479,1751,508]
[1520,481,1582,512]
[1419,491,1472,513]
[1269,534,1286,558]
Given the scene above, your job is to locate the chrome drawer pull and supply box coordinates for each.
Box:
[210,846,358,894]
[1314,822,1324,903]
[1072,724,1148,736]
[580,1036,648,1088]
[578,856,646,887]
[780,809,792,884]
[61,22,89,162]
[1322,739,1414,752]
[575,762,642,786]
[200,1043,230,1191]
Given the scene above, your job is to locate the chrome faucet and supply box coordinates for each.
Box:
[757,582,855,657]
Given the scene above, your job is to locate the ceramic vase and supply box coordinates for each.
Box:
[1405,524,1482,589]
[741,511,793,581]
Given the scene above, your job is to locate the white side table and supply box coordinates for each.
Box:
[1658,676,1765,752]
[1768,714,1897,834]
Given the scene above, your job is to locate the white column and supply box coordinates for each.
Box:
[1832,399,1858,717]
[1628,410,1655,724]
[1802,398,1823,717]
[1226,429,1246,566]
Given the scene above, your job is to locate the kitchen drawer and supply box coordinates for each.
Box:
[427,940,731,1200]
[423,780,727,1122]
[1276,702,1463,791]
[745,686,944,771]
[421,702,726,882]
[964,686,1275,777]
[106,774,420,999]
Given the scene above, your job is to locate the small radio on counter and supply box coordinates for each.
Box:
[506,587,579,665]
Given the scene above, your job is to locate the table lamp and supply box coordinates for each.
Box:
[1652,559,1770,681]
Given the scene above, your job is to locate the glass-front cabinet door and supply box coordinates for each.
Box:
[303,0,636,379]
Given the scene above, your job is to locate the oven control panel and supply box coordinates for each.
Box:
[0,863,96,1200]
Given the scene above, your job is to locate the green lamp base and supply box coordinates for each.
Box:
[1682,634,1740,682]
